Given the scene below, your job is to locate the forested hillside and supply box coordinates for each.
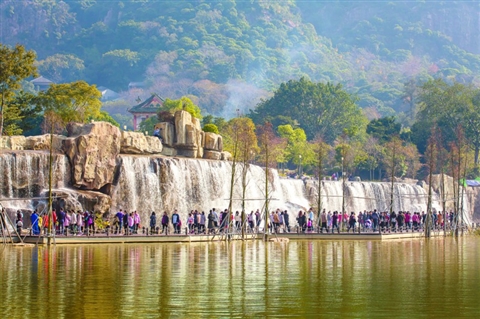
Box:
[2,0,480,121]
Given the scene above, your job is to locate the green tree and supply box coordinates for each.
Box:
[138,116,157,133]
[162,96,202,119]
[3,91,41,136]
[202,123,219,134]
[90,110,120,127]
[37,81,102,129]
[0,44,37,136]
[277,124,314,169]
[97,49,141,90]
[366,116,401,142]
[415,79,480,165]
[37,54,85,83]
[250,77,368,142]
[223,117,259,160]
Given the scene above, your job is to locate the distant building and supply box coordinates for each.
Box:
[97,86,121,101]
[128,93,164,130]
[30,76,54,91]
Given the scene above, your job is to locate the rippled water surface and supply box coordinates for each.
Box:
[1,238,480,318]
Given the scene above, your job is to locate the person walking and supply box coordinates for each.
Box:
[172,210,180,234]
[115,209,124,234]
[30,211,40,235]
[199,211,206,234]
[133,211,140,234]
[161,211,169,234]
[207,210,215,234]
[283,210,290,233]
[150,212,156,234]
[348,212,357,233]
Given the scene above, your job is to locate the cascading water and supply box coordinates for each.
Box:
[306,180,440,213]
[0,151,471,224]
[111,155,456,223]
[111,156,272,218]
[0,151,69,211]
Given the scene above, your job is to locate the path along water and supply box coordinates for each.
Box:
[1,237,480,318]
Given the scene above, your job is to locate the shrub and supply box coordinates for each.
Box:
[203,123,219,134]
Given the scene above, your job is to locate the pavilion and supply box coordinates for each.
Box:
[128,93,164,130]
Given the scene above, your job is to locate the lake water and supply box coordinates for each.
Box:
[1,238,480,318]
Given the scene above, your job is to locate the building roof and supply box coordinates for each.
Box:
[128,93,164,114]
[98,87,121,101]
[30,76,54,85]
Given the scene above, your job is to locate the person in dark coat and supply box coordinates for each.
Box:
[297,211,306,233]
[150,212,156,234]
[207,210,215,234]
[161,212,169,234]
[220,209,229,233]
[283,210,290,232]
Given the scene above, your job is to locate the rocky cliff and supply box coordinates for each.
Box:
[0,112,231,219]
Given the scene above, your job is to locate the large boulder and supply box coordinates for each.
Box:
[25,134,66,152]
[0,136,8,149]
[217,135,223,151]
[51,189,112,214]
[221,151,232,161]
[204,132,219,150]
[0,136,26,150]
[203,150,222,160]
[174,110,191,146]
[161,146,177,156]
[197,131,204,158]
[146,136,163,153]
[174,110,200,158]
[192,117,202,131]
[63,121,121,191]
[120,131,162,154]
[10,136,27,150]
[156,122,175,147]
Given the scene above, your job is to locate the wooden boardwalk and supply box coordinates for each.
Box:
[265,230,442,241]
[14,229,448,245]
[21,232,260,245]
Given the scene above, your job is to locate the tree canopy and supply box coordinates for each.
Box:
[37,81,102,129]
[250,77,368,143]
[162,96,202,119]
[0,43,37,136]
[414,79,480,165]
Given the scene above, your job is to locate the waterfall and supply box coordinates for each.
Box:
[111,156,272,218]
[306,180,440,213]
[0,151,69,211]
[111,155,454,223]
[0,151,472,224]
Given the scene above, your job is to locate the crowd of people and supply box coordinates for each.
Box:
[291,209,463,233]
[112,208,265,235]
[29,209,97,236]
[110,207,463,235]
[22,206,464,237]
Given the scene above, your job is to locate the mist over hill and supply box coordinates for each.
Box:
[2,0,480,122]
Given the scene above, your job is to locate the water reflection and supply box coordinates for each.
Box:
[1,238,480,318]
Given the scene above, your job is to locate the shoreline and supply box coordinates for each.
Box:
[11,229,455,245]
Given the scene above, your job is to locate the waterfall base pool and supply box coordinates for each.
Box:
[1,238,479,318]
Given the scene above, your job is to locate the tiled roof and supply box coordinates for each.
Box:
[30,76,54,85]
[128,94,164,114]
